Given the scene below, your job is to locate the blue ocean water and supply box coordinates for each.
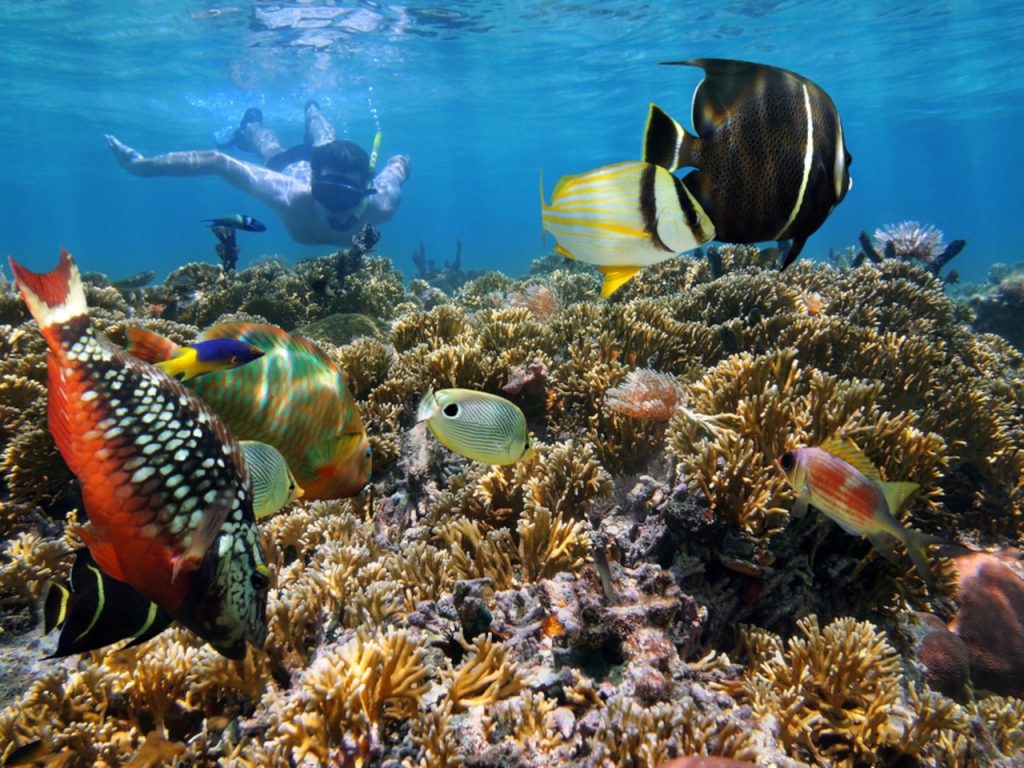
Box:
[0,0,1021,285]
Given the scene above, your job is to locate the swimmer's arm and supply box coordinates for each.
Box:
[105,134,298,209]
[364,154,410,222]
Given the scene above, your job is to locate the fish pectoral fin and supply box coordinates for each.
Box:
[790,495,809,519]
[172,497,232,582]
[643,103,694,172]
[880,481,920,515]
[554,243,576,261]
[598,265,642,297]
[125,327,179,364]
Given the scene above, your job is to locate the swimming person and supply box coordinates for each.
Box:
[106,101,410,246]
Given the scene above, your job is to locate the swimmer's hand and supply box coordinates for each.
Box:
[105,134,146,173]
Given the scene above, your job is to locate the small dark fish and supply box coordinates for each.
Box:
[43,548,173,657]
[111,270,156,291]
[643,58,852,269]
[202,214,267,232]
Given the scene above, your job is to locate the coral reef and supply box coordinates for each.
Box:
[2,247,1024,766]
[855,221,966,279]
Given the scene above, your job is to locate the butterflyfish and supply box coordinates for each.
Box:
[539,161,715,297]
[202,214,267,232]
[417,388,535,465]
[777,439,943,590]
[643,58,853,269]
[126,323,370,499]
[154,337,264,382]
[241,439,304,520]
[9,249,268,659]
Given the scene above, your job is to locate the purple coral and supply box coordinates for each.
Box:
[873,221,946,263]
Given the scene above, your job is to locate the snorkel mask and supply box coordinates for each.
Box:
[310,131,382,216]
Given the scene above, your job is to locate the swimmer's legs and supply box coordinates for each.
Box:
[304,100,336,147]
[219,108,285,166]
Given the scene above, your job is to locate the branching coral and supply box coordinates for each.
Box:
[443,634,523,711]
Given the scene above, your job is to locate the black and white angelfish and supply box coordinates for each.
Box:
[643,58,853,269]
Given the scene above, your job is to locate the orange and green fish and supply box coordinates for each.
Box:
[777,439,943,589]
[9,250,269,659]
[127,323,370,499]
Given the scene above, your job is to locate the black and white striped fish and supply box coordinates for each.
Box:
[643,58,853,269]
[540,161,715,297]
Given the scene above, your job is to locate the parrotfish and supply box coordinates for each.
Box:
[9,250,268,659]
[540,161,715,296]
[202,214,267,232]
[43,440,299,657]
[155,337,264,382]
[126,323,371,499]
[643,58,853,269]
[777,439,943,589]
[417,388,535,465]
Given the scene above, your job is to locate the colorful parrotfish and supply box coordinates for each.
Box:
[126,323,371,499]
[9,250,269,659]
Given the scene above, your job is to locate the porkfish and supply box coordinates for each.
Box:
[9,250,268,659]
[540,161,715,297]
[777,439,943,590]
[127,323,371,499]
[644,58,853,269]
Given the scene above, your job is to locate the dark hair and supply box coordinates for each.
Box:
[310,140,371,185]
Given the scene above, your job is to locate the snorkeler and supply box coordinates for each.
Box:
[105,101,409,246]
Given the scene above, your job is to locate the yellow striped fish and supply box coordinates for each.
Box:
[777,439,944,590]
[540,161,715,297]
[417,389,534,465]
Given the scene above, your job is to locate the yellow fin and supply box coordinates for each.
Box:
[554,243,576,261]
[880,481,920,515]
[819,438,881,483]
[598,265,641,297]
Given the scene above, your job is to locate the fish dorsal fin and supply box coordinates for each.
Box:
[819,438,881,483]
[880,481,920,515]
[665,58,767,136]
[125,327,179,364]
[598,265,642,297]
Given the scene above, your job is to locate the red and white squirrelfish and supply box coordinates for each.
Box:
[777,439,942,590]
[9,249,268,658]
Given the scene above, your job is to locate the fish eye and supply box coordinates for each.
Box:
[780,452,795,471]
[250,566,270,591]
[442,403,460,418]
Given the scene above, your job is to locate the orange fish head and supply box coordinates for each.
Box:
[303,433,373,500]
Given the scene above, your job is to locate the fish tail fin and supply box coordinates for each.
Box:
[125,327,180,364]
[8,249,88,348]
[416,390,439,422]
[643,104,697,172]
